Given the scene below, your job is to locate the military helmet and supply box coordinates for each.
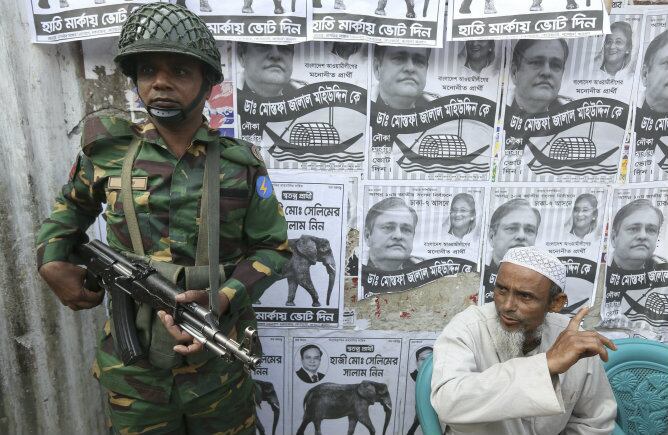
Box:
[114,2,222,83]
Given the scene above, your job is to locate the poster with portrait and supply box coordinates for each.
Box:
[27,0,155,43]
[254,174,347,328]
[186,0,307,43]
[368,42,503,181]
[290,331,404,435]
[600,184,668,342]
[480,185,608,316]
[498,27,640,183]
[236,41,368,173]
[630,11,668,183]
[253,330,288,435]
[358,183,485,298]
[446,0,610,41]
[399,336,438,435]
[308,0,447,47]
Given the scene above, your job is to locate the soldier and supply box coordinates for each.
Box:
[35,3,290,434]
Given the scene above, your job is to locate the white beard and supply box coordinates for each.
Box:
[490,318,544,362]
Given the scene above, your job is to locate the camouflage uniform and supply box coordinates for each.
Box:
[36,115,290,434]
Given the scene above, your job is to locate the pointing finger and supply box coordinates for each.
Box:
[567,306,589,331]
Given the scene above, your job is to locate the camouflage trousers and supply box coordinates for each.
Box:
[104,374,257,435]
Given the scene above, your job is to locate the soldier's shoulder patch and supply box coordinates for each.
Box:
[255,175,273,199]
[250,145,264,163]
[81,115,134,156]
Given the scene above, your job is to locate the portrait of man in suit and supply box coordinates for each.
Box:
[295,344,325,383]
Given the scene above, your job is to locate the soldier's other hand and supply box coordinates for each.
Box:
[545,307,617,375]
[38,261,104,311]
[157,290,230,356]
[157,310,205,355]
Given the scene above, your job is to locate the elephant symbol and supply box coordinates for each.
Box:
[282,235,336,307]
[296,381,392,435]
[254,380,280,435]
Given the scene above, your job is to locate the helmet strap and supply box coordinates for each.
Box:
[144,80,211,127]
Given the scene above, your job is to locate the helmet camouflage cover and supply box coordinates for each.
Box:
[115,2,222,83]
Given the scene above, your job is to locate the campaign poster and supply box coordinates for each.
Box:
[600,184,668,342]
[185,0,307,43]
[359,183,485,298]
[498,24,641,183]
[630,11,668,183]
[253,330,288,435]
[399,336,437,435]
[480,185,608,315]
[290,331,404,435]
[308,0,447,47]
[254,174,347,328]
[368,42,503,181]
[27,0,153,43]
[446,0,610,41]
[236,41,368,173]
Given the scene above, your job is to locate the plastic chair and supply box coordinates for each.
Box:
[415,353,444,435]
[602,338,668,435]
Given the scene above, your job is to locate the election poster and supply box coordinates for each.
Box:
[359,183,485,298]
[600,183,668,342]
[27,0,153,43]
[254,174,347,328]
[399,336,438,435]
[189,0,308,43]
[290,331,404,435]
[480,185,608,316]
[253,330,289,435]
[498,28,639,183]
[630,10,668,183]
[308,0,447,47]
[446,0,610,41]
[368,42,503,181]
[236,41,368,173]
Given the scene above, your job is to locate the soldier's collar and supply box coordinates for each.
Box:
[133,117,219,148]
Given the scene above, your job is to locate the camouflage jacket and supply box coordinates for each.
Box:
[36,115,290,403]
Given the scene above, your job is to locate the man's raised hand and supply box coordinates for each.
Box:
[545,306,617,375]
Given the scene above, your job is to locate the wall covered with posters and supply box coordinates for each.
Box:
[3,0,667,434]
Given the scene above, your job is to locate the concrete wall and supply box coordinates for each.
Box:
[0,0,107,433]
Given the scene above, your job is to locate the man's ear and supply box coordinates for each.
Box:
[510,63,518,85]
[548,292,567,313]
[373,58,380,80]
[641,64,648,87]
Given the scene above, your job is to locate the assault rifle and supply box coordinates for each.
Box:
[74,240,261,372]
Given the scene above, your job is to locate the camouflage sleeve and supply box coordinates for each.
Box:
[218,166,290,316]
[35,152,103,268]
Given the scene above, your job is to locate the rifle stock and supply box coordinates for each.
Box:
[74,240,261,371]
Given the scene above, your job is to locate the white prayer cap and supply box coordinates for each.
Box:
[500,246,566,291]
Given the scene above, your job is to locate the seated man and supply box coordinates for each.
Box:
[431,246,617,435]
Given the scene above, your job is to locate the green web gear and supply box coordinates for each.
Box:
[115,2,222,83]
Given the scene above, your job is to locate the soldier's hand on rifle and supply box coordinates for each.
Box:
[157,290,230,356]
[38,261,104,311]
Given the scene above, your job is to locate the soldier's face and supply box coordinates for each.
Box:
[612,208,661,267]
[301,348,322,372]
[511,40,566,111]
[240,43,294,96]
[642,42,668,112]
[490,208,539,264]
[136,53,208,115]
[366,207,416,269]
[374,47,429,102]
